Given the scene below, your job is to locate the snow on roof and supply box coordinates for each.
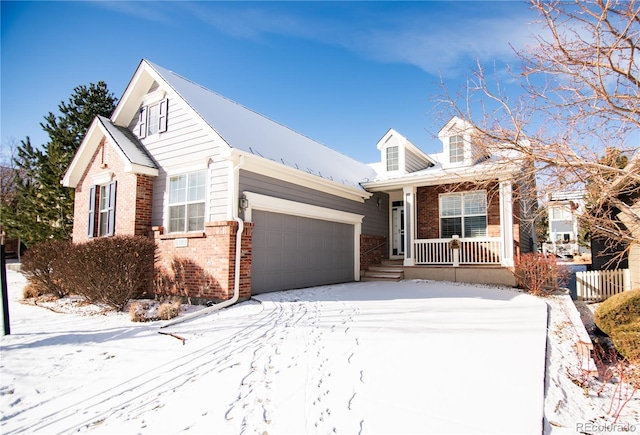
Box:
[147,61,377,190]
[98,116,157,170]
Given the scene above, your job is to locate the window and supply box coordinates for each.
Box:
[449,135,464,163]
[386,146,399,171]
[551,206,572,220]
[439,191,487,238]
[168,171,206,233]
[88,181,116,237]
[138,98,168,138]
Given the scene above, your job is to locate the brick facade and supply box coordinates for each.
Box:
[360,234,387,271]
[416,181,520,245]
[71,138,153,243]
[153,221,254,302]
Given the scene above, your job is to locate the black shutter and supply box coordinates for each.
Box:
[159,98,168,132]
[106,181,117,236]
[88,186,96,237]
[138,106,147,138]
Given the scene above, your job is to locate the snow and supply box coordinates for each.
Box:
[1,270,638,434]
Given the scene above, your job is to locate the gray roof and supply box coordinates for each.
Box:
[97,115,157,170]
[147,61,376,190]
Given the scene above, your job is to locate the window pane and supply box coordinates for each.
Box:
[99,185,108,211]
[464,192,487,215]
[187,203,205,231]
[169,175,186,204]
[99,211,108,236]
[441,217,462,238]
[169,205,185,233]
[440,194,462,217]
[148,103,160,135]
[464,216,487,238]
[187,171,206,202]
[386,146,398,171]
[450,136,464,163]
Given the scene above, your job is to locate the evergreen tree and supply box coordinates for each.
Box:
[3,82,117,246]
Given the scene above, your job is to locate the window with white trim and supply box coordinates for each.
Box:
[168,171,206,233]
[88,181,116,237]
[386,146,399,171]
[551,206,572,220]
[449,135,464,163]
[138,98,168,138]
[439,191,487,238]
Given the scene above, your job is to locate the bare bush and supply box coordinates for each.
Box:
[21,239,72,298]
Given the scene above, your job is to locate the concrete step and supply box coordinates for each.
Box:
[368,265,404,273]
[381,259,404,267]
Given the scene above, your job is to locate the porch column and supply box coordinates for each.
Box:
[403,186,416,266]
[499,181,515,267]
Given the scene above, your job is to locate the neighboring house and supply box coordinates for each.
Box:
[543,191,585,257]
[63,60,537,301]
[590,189,640,289]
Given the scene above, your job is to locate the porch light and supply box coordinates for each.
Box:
[376,197,382,208]
[239,195,249,211]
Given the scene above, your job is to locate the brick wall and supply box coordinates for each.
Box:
[71,138,153,243]
[416,182,512,240]
[153,221,254,302]
[360,234,387,271]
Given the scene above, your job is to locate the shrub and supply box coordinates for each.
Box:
[22,282,46,299]
[66,235,157,311]
[129,301,155,322]
[158,297,182,320]
[21,239,72,298]
[595,289,640,333]
[595,289,640,364]
[513,253,568,296]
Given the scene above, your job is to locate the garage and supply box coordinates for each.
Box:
[244,192,363,294]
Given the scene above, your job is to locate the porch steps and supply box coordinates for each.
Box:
[361,260,404,282]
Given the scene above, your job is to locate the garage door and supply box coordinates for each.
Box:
[252,210,355,294]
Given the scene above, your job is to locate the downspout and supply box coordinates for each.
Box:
[161,157,245,328]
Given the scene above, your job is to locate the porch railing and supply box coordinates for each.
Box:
[414,238,502,265]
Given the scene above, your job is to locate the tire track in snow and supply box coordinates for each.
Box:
[3,302,290,435]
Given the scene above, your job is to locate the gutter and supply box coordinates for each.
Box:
[161,157,246,328]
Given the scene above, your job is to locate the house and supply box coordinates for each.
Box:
[62,60,537,301]
[362,117,537,286]
[543,191,585,257]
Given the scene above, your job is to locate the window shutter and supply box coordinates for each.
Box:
[138,106,147,138]
[106,181,117,236]
[88,186,96,237]
[158,98,168,133]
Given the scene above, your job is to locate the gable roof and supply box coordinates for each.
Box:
[63,116,158,188]
[141,60,376,191]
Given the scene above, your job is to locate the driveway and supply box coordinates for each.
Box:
[1,276,547,435]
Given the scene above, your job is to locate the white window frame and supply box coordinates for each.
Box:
[88,181,116,237]
[386,146,399,172]
[167,170,207,233]
[138,96,168,139]
[439,190,487,238]
[449,135,464,164]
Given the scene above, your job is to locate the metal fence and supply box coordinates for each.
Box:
[576,269,631,302]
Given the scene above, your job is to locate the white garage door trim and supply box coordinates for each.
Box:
[243,191,363,281]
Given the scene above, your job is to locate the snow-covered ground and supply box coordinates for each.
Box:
[1,269,638,434]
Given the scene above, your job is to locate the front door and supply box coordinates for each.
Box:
[391,201,404,257]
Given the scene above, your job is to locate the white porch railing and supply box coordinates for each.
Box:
[414,238,502,265]
[576,269,631,302]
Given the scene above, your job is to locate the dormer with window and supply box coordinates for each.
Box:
[376,129,434,176]
[136,85,168,139]
[438,116,485,167]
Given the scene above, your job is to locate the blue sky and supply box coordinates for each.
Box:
[1,1,538,164]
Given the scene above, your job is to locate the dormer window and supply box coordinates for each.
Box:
[449,136,464,163]
[386,146,399,171]
[137,89,168,139]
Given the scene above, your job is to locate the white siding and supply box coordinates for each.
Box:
[128,92,229,227]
